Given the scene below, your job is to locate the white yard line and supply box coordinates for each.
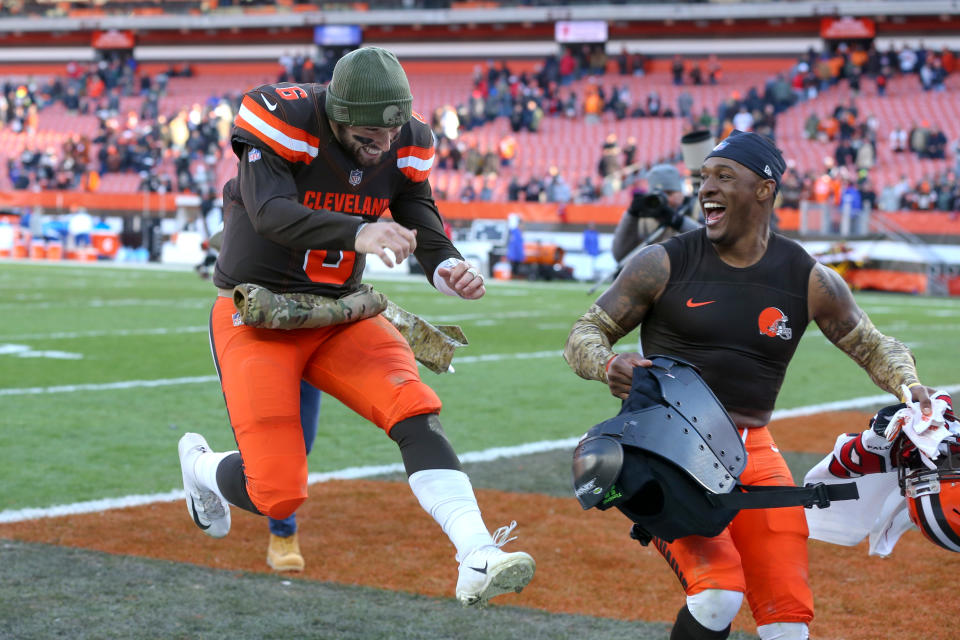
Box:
[2,384,958,524]
[0,352,564,395]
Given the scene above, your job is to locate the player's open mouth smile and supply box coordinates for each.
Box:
[702,201,726,226]
[359,145,382,160]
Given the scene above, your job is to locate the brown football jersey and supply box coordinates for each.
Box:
[214,82,461,296]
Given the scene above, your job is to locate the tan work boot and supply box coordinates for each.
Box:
[267,532,305,572]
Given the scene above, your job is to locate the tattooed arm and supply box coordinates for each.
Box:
[564,244,670,399]
[808,263,929,411]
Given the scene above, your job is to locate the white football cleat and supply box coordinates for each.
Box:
[178,432,231,538]
[456,521,535,607]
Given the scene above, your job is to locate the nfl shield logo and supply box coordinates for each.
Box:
[349,169,363,186]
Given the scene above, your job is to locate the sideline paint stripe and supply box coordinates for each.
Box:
[2,385,958,524]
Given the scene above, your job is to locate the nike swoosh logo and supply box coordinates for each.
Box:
[686,298,715,308]
[261,95,277,112]
[190,496,211,530]
[468,561,488,575]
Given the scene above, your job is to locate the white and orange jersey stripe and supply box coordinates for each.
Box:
[396,142,435,183]
[235,94,320,165]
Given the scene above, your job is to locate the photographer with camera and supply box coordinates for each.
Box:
[611,163,700,263]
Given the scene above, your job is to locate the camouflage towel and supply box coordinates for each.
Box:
[382,301,469,375]
[232,283,388,330]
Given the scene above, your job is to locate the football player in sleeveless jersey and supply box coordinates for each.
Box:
[565,130,931,640]
[177,47,534,606]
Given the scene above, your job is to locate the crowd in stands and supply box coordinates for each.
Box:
[3,39,960,217]
[4,51,239,200]
[786,41,960,214]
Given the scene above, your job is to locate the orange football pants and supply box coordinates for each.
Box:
[653,426,813,627]
[209,297,442,519]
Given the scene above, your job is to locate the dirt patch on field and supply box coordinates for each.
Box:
[3,409,952,640]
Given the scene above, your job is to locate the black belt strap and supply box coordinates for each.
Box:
[706,481,860,510]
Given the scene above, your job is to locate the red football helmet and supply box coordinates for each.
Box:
[898,440,960,552]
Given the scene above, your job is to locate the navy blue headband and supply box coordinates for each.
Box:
[704,130,786,187]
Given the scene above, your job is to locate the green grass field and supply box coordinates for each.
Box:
[1,260,958,639]
[2,260,958,512]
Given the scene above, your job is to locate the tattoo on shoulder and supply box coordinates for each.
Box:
[604,246,668,320]
[814,266,846,302]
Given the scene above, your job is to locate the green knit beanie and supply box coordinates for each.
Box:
[325,47,413,127]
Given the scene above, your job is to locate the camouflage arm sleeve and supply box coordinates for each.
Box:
[835,313,920,399]
[563,303,629,384]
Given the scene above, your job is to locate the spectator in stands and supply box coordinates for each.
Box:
[597,134,622,194]
[645,90,662,117]
[924,128,948,159]
[622,137,637,169]
[478,173,498,202]
[909,121,932,156]
[753,103,777,140]
[676,90,693,120]
[875,70,888,96]
[521,99,544,133]
[859,178,878,212]
[507,175,523,202]
[889,126,908,153]
[524,176,544,202]
[562,90,578,119]
[545,166,572,204]
[853,132,876,172]
[459,176,478,203]
[891,174,912,209]
[671,55,685,85]
[689,62,703,86]
[905,178,937,210]
[558,47,578,85]
[576,175,599,203]
[707,54,722,84]
[582,88,602,124]
[588,46,607,76]
[732,105,754,132]
[779,165,804,209]
[834,137,856,168]
[498,133,516,168]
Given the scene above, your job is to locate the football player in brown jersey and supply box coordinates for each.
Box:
[177,47,534,607]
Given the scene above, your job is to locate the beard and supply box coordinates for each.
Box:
[345,139,388,167]
[330,120,398,168]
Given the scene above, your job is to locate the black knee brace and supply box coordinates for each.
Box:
[216,452,261,514]
[670,605,731,640]
[389,413,462,475]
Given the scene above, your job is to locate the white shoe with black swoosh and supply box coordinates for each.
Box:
[178,432,231,538]
[455,521,535,607]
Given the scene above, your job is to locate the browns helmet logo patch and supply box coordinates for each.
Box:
[758,306,792,340]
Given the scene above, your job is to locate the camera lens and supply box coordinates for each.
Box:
[641,192,668,210]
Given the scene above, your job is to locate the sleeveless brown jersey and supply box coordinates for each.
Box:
[213,82,461,297]
[640,229,816,414]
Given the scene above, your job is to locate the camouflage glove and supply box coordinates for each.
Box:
[232,283,387,330]
[382,301,468,374]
